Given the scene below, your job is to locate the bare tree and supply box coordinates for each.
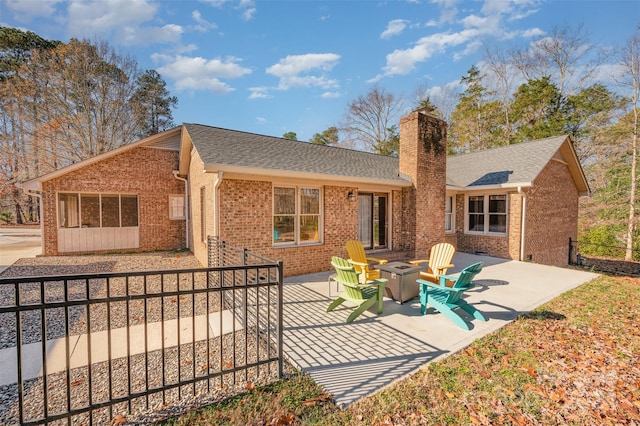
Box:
[25,38,143,168]
[617,27,640,261]
[510,23,602,97]
[340,85,404,154]
[483,47,518,142]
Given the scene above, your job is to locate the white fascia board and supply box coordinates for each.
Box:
[461,182,533,192]
[202,164,412,188]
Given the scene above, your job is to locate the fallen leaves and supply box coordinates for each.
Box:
[301,392,332,406]
[111,414,127,425]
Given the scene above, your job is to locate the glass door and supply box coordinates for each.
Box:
[358,193,387,249]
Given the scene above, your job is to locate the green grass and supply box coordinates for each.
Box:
[161,274,640,425]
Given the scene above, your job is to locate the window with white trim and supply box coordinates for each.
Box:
[273,186,321,245]
[169,195,186,220]
[466,194,507,235]
[58,193,138,229]
[445,195,454,232]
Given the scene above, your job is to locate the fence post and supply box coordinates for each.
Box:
[277,260,284,378]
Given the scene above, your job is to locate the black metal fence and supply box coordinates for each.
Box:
[0,240,283,425]
[568,237,640,276]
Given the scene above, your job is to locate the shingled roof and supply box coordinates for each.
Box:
[184,124,588,193]
[183,123,407,185]
[446,135,587,191]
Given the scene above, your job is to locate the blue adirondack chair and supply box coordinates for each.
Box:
[417,261,486,330]
[327,256,387,323]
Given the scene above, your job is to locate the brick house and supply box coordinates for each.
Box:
[22,110,589,276]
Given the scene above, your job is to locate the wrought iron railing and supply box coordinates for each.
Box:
[0,242,283,425]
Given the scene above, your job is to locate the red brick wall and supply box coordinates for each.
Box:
[452,159,579,266]
[41,147,185,255]
[213,179,359,277]
[523,159,578,266]
[454,192,520,260]
[399,111,447,258]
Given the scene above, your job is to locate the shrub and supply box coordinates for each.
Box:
[0,211,14,225]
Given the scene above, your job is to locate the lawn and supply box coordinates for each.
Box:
[163,274,640,425]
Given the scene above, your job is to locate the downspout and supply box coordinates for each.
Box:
[172,171,189,249]
[517,186,527,261]
[213,171,223,237]
[23,188,44,254]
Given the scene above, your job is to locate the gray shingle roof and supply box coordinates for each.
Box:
[184,123,406,183]
[185,124,571,189]
[446,135,569,188]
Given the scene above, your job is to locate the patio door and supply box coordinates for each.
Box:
[357,193,387,249]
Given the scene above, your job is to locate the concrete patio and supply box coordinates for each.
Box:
[281,252,600,407]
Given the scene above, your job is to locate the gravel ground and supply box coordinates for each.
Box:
[0,251,291,425]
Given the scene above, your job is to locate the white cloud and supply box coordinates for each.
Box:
[192,10,217,32]
[453,39,482,61]
[249,87,270,99]
[256,116,267,124]
[3,0,64,19]
[238,0,256,20]
[153,54,252,94]
[430,0,460,7]
[481,0,541,20]
[66,0,185,46]
[460,14,489,28]
[375,0,545,80]
[429,0,459,24]
[241,7,256,21]
[377,28,481,78]
[68,0,156,36]
[119,24,183,46]
[381,19,409,39]
[266,53,341,90]
[321,91,341,99]
[199,0,229,7]
[508,8,539,21]
[521,27,545,38]
[200,0,255,20]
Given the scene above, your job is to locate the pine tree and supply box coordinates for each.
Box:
[133,70,178,137]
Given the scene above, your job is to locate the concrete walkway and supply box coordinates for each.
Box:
[0,311,242,386]
[282,253,599,407]
[0,227,41,274]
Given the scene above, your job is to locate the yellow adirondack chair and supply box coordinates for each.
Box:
[409,242,455,284]
[327,256,387,323]
[345,239,388,283]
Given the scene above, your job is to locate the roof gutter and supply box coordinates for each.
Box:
[517,186,527,262]
[172,171,189,250]
[203,164,411,188]
[460,182,534,192]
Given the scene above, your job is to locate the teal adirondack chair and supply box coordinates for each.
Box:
[327,256,388,323]
[417,261,486,330]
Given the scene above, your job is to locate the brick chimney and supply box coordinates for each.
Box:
[398,110,447,258]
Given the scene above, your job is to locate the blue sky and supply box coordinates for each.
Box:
[1,0,638,142]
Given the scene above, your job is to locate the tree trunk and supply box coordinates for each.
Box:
[625,119,637,261]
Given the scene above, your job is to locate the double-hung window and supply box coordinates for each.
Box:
[273,186,321,245]
[445,195,454,232]
[466,194,507,235]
